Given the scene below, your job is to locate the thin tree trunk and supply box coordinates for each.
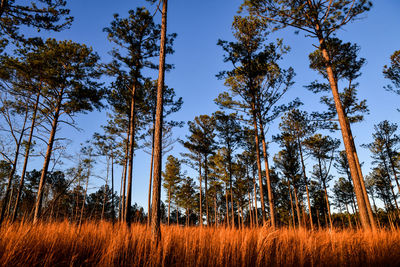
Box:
[298,136,313,229]
[258,116,276,228]
[252,174,258,227]
[228,152,234,228]
[199,160,203,226]
[176,205,178,225]
[167,190,171,225]
[101,160,109,221]
[248,191,253,228]
[12,91,40,222]
[121,125,130,222]
[33,97,61,224]
[345,204,352,228]
[0,102,29,225]
[323,182,333,229]
[151,0,167,245]
[225,182,229,227]
[288,180,295,227]
[387,147,400,196]
[204,156,209,225]
[124,83,137,225]
[111,154,115,224]
[79,168,90,227]
[251,105,266,224]
[214,196,217,227]
[147,128,155,226]
[293,186,302,228]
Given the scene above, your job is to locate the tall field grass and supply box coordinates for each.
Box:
[1,221,400,266]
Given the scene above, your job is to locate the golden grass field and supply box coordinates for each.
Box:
[1,221,400,266]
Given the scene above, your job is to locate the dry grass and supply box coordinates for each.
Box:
[1,221,399,267]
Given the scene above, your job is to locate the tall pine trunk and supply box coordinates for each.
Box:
[120,124,130,222]
[151,0,167,245]
[316,31,374,230]
[258,115,276,228]
[124,83,137,225]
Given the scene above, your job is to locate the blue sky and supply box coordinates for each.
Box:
[22,0,400,211]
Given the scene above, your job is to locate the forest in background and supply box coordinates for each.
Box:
[1,2,400,262]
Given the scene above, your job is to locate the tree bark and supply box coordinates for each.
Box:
[251,105,266,224]
[258,115,276,228]
[288,180,295,228]
[199,159,203,226]
[124,82,137,225]
[151,0,167,246]
[225,182,229,227]
[12,92,40,223]
[167,190,171,225]
[322,182,333,229]
[252,174,258,227]
[316,34,373,230]
[111,154,115,224]
[147,127,155,226]
[297,136,313,229]
[0,103,29,225]
[293,186,302,228]
[204,155,209,225]
[33,96,61,224]
[79,170,90,227]
[120,124,130,222]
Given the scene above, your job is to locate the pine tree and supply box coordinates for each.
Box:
[244,0,375,230]
[162,155,182,225]
[0,0,72,44]
[216,15,295,227]
[32,39,103,223]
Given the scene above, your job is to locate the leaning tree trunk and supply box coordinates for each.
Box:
[124,82,137,226]
[258,117,276,228]
[33,97,61,224]
[316,33,374,230]
[0,107,28,225]
[151,0,168,245]
[12,91,40,223]
[347,124,375,227]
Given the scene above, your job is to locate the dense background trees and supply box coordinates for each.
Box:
[0,0,399,231]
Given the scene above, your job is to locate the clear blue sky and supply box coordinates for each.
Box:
[25,0,400,211]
